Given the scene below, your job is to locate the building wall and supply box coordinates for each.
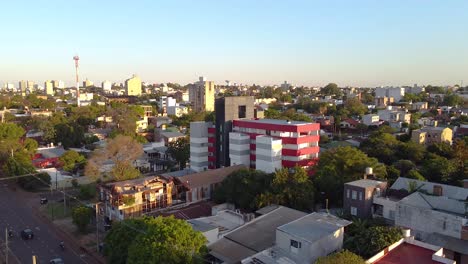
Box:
[363,114,379,126]
[395,203,464,240]
[372,196,397,222]
[189,77,215,112]
[343,182,387,219]
[125,75,142,96]
[44,80,54,95]
[255,135,282,173]
[229,132,251,167]
[190,121,212,172]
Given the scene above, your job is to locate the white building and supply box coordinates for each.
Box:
[375,87,405,102]
[102,80,112,92]
[158,96,177,114]
[255,136,282,173]
[228,132,251,168]
[190,121,212,172]
[362,114,380,126]
[167,105,189,117]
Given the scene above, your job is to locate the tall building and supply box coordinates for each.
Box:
[83,78,94,87]
[214,96,255,168]
[190,121,213,172]
[27,81,34,90]
[102,80,112,92]
[190,96,320,174]
[44,80,54,95]
[19,80,27,96]
[125,74,142,96]
[189,76,215,112]
[375,87,405,102]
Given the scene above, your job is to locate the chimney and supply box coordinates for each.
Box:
[433,185,443,196]
[463,179,468,189]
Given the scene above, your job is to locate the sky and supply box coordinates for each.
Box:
[1,0,468,87]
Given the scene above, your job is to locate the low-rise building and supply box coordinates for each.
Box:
[362,114,380,126]
[411,127,453,146]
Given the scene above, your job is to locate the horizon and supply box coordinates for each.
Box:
[1,1,467,87]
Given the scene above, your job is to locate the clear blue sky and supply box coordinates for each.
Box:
[1,0,467,87]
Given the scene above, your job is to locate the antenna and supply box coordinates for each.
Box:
[73,55,80,107]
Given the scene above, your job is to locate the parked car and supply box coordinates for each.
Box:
[50,258,64,264]
[21,229,34,240]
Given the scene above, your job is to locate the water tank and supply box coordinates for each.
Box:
[366,167,373,175]
[402,228,411,238]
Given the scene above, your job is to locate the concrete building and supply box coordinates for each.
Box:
[375,96,395,108]
[83,78,94,87]
[375,87,405,102]
[27,81,35,90]
[167,105,189,117]
[411,127,453,146]
[370,178,468,263]
[44,80,54,95]
[228,132,251,168]
[189,76,215,112]
[19,80,27,96]
[241,212,352,264]
[254,136,283,173]
[56,80,65,89]
[158,96,177,115]
[214,96,255,168]
[125,74,142,96]
[102,80,112,92]
[343,169,388,218]
[363,114,380,126]
[229,119,320,172]
[190,121,212,172]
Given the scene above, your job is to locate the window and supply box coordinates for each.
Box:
[238,105,247,118]
[290,239,301,254]
[351,207,357,216]
[266,130,271,136]
[346,189,350,199]
[352,190,357,200]
[389,210,395,220]
[359,192,362,201]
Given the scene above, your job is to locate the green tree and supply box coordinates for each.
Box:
[314,147,386,205]
[0,123,25,140]
[213,169,273,210]
[406,169,425,181]
[344,98,367,116]
[345,226,402,258]
[59,150,86,172]
[421,154,457,183]
[427,142,453,158]
[360,130,401,164]
[105,216,207,264]
[72,206,93,233]
[166,137,190,169]
[315,250,365,264]
[322,83,342,97]
[397,141,426,164]
[443,93,464,106]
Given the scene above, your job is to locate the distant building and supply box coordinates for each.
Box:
[167,105,189,117]
[375,96,395,108]
[83,78,94,87]
[375,87,405,102]
[363,114,380,126]
[190,121,212,172]
[411,127,453,146]
[189,76,215,112]
[102,80,112,92]
[44,80,54,95]
[19,80,27,96]
[125,74,142,96]
[27,81,35,90]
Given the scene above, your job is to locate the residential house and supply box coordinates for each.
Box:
[409,101,428,111]
[340,118,360,129]
[99,175,177,221]
[375,96,394,108]
[411,127,453,146]
[241,212,352,264]
[343,169,388,218]
[32,145,66,168]
[362,114,380,126]
[371,178,468,264]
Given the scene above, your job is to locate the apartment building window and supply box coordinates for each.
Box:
[346,189,350,199]
[359,192,362,201]
[351,207,357,216]
[238,105,246,118]
[352,190,357,200]
[290,239,301,254]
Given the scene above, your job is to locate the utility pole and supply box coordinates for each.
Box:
[95,202,99,253]
[5,227,8,264]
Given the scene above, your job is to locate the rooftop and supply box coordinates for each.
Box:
[373,242,439,264]
[345,179,385,189]
[277,213,351,244]
[236,118,312,125]
[390,177,468,201]
[171,165,246,188]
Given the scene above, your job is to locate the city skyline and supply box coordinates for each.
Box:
[1,0,468,87]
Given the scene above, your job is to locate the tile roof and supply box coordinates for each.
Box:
[373,243,439,264]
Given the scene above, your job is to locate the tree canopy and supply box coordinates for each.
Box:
[315,250,365,264]
[105,216,207,264]
[59,150,86,172]
[166,137,190,169]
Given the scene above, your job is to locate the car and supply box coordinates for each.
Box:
[50,258,64,264]
[21,229,34,240]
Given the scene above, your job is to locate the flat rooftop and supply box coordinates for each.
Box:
[345,179,384,188]
[374,243,439,264]
[237,118,312,125]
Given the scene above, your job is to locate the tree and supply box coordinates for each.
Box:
[421,154,457,183]
[397,141,426,164]
[344,226,402,258]
[315,250,365,264]
[166,137,190,169]
[105,216,207,264]
[314,147,386,205]
[443,93,464,106]
[213,169,273,211]
[344,98,367,116]
[261,167,315,211]
[72,206,93,233]
[85,135,143,181]
[59,150,86,172]
[406,169,425,181]
[360,130,401,165]
[322,83,342,97]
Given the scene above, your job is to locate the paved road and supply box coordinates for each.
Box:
[0,184,92,264]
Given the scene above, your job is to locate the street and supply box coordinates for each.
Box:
[0,183,93,264]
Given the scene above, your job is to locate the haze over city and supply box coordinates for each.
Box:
[1,0,468,87]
